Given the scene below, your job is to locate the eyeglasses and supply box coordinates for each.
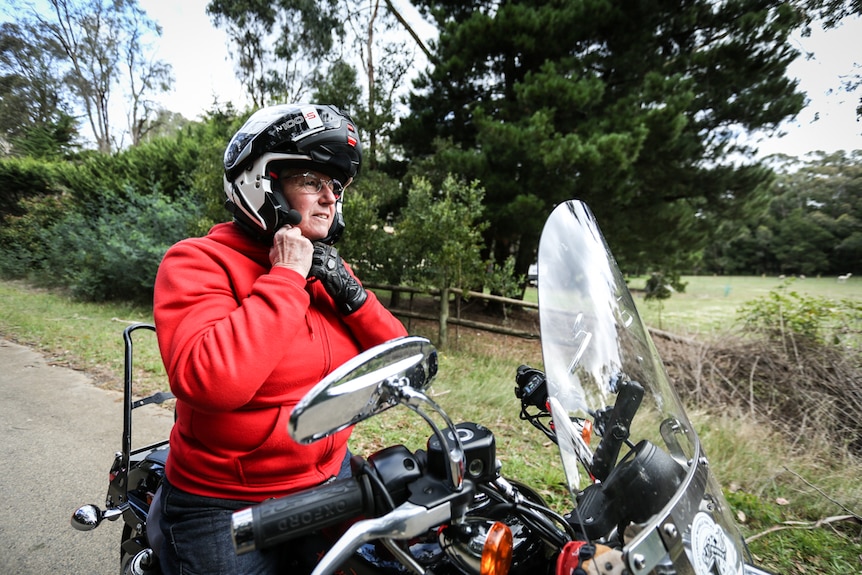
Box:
[284,172,345,199]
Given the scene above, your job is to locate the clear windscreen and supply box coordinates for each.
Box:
[537,200,747,575]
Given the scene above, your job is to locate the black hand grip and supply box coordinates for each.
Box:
[232,478,370,554]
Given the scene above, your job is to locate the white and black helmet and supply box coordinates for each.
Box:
[223,103,362,243]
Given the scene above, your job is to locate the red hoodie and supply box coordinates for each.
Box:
[153,222,407,501]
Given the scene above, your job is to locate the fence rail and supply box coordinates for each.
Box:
[366,283,686,346]
[365,283,539,340]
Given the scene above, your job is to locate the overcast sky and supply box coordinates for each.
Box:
[751,15,862,158]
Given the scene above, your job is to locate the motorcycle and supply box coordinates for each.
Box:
[73,199,772,575]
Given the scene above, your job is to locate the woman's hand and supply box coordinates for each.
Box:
[269,226,314,277]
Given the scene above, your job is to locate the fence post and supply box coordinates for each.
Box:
[438,287,449,349]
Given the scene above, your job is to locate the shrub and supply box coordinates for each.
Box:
[736,280,860,347]
[339,170,402,285]
[0,193,68,277]
[39,188,201,304]
[0,157,68,219]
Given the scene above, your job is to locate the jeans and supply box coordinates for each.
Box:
[155,453,352,575]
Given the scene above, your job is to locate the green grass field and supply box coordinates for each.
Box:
[631,274,862,335]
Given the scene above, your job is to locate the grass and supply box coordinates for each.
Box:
[630,274,862,336]
[0,280,166,392]
[1,276,861,574]
[524,274,861,335]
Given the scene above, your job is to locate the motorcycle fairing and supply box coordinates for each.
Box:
[537,200,747,575]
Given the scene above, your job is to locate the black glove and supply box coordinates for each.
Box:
[309,242,367,315]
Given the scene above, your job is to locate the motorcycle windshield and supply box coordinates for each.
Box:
[538,200,747,575]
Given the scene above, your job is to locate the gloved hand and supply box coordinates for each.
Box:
[309,242,367,315]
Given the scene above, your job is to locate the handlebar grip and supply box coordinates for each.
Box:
[231,478,369,555]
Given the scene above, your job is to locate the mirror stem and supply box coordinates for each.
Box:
[396,383,465,490]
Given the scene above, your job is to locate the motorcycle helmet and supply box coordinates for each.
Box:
[223,103,362,244]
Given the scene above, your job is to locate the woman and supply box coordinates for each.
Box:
[152,104,407,574]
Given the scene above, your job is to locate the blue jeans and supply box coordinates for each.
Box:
[155,454,352,575]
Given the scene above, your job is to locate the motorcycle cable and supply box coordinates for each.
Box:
[515,365,558,444]
[518,403,557,444]
[350,456,397,513]
[477,483,572,548]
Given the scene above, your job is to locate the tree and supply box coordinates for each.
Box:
[396,174,488,348]
[206,0,342,107]
[776,151,862,274]
[16,0,173,153]
[336,168,402,289]
[340,0,423,170]
[702,150,862,275]
[123,5,173,145]
[210,0,426,171]
[0,21,79,157]
[396,0,807,283]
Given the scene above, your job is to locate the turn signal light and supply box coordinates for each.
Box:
[581,419,593,445]
[480,521,513,575]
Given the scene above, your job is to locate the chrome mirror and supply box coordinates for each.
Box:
[289,336,438,444]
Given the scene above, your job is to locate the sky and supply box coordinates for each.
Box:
[70,2,862,158]
[137,0,247,117]
[750,16,862,158]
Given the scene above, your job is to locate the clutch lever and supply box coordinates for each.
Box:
[311,500,453,575]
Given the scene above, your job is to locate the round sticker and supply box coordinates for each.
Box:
[690,512,739,575]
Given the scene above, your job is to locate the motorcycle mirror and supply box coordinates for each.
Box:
[289,336,438,444]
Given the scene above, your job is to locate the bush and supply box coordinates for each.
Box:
[339,170,403,285]
[737,280,861,347]
[0,193,68,277]
[38,188,201,304]
[0,157,69,219]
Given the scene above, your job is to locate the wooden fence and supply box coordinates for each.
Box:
[366,283,691,347]
[365,283,540,340]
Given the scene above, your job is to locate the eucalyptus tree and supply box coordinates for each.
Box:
[397,0,808,282]
[206,0,342,107]
[0,20,78,157]
[123,5,173,146]
[208,0,427,170]
[339,0,426,169]
[15,0,174,153]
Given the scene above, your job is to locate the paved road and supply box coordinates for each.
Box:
[0,338,174,575]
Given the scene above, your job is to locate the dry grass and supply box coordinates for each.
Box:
[656,330,862,458]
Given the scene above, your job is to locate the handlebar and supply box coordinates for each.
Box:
[231,425,489,571]
[231,477,372,555]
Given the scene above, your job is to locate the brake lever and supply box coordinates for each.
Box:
[311,500,453,575]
